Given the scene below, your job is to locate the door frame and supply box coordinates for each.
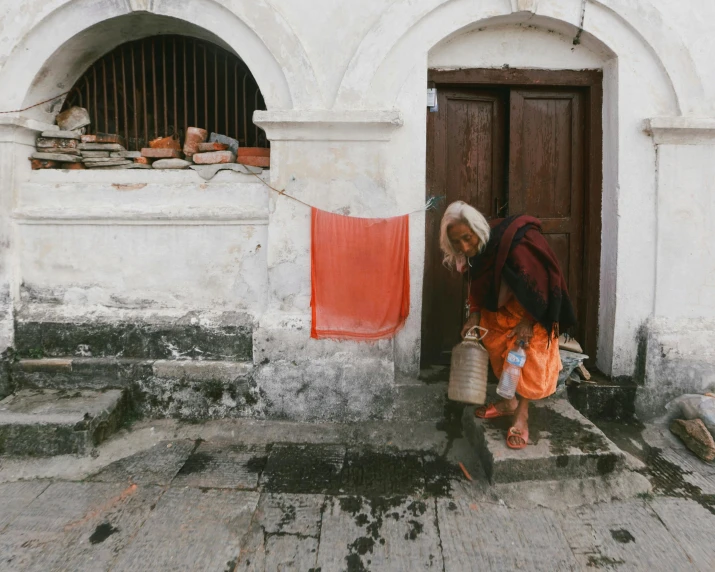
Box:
[426,68,603,364]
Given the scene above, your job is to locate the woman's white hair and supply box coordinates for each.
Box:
[439,201,491,271]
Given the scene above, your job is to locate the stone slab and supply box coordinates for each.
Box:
[78,143,125,151]
[316,495,442,571]
[87,440,195,485]
[83,159,132,167]
[14,318,253,361]
[192,150,236,164]
[110,487,259,572]
[208,132,239,154]
[437,499,578,571]
[141,148,181,159]
[265,534,319,571]
[463,397,626,483]
[0,481,50,532]
[36,137,79,149]
[256,493,324,536]
[82,133,126,145]
[0,389,126,456]
[111,151,142,158]
[41,130,80,139]
[13,357,152,391]
[0,481,162,572]
[557,500,694,571]
[189,163,262,180]
[31,151,82,162]
[648,498,715,571]
[152,158,191,169]
[80,150,110,158]
[152,359,252,382]
[56,107,90,131]
[260,444,346,494]
[172,441,268,489]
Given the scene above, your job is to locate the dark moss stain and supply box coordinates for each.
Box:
[447,501,457,511]
[586,554,626,568]
[610,529,635,544]
[224,558,237,572]
[404,519,423,540]
[639,447,715,516]
[89,522,119,544]
[278,503,296,530]
[177,451,214,476]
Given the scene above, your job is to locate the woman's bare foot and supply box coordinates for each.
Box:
[507,398,530,448]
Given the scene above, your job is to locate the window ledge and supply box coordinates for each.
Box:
[645,117,715,145]
[253,109,402,141]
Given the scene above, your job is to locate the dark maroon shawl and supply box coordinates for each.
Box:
[468,215,576,336]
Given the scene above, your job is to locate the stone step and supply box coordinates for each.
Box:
[0,389,127,456]
[462,396,627,484]
[14,317,253,360]
[566,377,638,421]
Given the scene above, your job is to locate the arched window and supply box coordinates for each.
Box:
[61,35,268,151]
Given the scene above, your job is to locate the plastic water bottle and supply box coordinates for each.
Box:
[496,341,527,399]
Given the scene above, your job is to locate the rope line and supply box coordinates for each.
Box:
[245,170,441,217]
[0,91,71,115]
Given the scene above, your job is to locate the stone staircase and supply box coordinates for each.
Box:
[0,317,256,455]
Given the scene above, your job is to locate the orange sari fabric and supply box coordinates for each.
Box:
[310,208,410,340]
[479,298,562,400]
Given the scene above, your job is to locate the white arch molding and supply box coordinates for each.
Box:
[0,0,325,122]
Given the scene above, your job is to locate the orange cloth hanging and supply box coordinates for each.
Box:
[311,207,410,340]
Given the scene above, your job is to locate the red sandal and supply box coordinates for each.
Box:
[506,427,529,449]
[475,403,516,419]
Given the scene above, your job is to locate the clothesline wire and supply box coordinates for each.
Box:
[0,91,71,115]
[246,170,442,217]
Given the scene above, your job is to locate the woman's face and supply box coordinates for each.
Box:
[448,222,480,258]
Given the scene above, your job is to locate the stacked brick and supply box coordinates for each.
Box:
[79,134,147,170]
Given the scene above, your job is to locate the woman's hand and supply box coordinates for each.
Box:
[461,312,480,339]
[508,318,534,346]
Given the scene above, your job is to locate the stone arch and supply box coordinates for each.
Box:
[0,0,323,122]
[334,0,697,113]
[332,0,692,377]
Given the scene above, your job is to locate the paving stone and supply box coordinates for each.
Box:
[0,481,162,572]
[0,481,50,533]
[41,130,80,139]
[56,106,90,131]
[110,487,259,572]
[31,151,82,163]
[557,500,693,571]
[342,448,426,496]
[316,495,442,571]
[648,498,715,571]
[208,132,239,154]
[464,397,625,483]
[78,143,125,151]
[0,389,126,456]
[87,440,195,486]
[256,493,324,536]
[172,441,267,490]
[141,148,182,159]
[437,498,577,571]
[265,534,319,570]
[152,158,191,169]
[260,444,346,494]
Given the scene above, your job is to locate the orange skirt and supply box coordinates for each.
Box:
[479,298,562,400]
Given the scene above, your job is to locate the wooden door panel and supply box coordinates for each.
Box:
[422,88,506,364]
[509,89,586,342]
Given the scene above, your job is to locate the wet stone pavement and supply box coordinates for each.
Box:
[1,420,715,571]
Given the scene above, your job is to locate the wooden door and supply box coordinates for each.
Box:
[508,89,588,352]
[422,87,506,364]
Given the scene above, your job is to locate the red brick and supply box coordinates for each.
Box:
[30,158,58,170]
[236,155,270,168]
[149,135,181,150]
[197,142,228,152]
[237,147,270,157]
[192,151,236,164]
[141,148,182,159]
[183,127,208,156]
[134,156,151,164]
[81,134,97,143]
[94,133,126,146]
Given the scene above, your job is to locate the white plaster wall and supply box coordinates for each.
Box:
[0,0,713,403]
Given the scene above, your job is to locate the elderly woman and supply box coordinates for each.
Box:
[440,201,576,449]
